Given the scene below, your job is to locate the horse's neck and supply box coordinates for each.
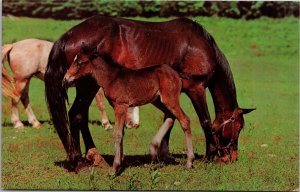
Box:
[209,69,238,119]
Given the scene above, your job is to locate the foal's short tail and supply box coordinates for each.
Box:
[45,39,70,154]
[2,44,18,102]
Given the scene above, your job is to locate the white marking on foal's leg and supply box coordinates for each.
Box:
[150,118,174,161]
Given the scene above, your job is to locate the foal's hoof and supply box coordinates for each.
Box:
[86,148,109,168]
[185,162,194,169]
[111,165,122,176]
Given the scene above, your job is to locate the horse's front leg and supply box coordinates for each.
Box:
[185,82,217,161]
[112,105,127,174]
[69,77,107,172]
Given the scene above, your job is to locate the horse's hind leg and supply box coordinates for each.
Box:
[151,100,175,162]
[11,79,29,129]
[20,79,41,128]
[126,106,140,129]
[184,83,217,161]
[95,88,113,130]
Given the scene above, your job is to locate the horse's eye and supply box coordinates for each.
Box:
[230,117,235,121]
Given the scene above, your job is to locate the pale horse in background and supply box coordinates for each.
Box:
[2,38,139,129]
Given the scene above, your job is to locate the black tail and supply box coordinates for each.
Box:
[45,38,70,154]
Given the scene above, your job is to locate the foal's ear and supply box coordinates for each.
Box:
[238,108,256,115]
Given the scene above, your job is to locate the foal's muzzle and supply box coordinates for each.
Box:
[62,76,75,88]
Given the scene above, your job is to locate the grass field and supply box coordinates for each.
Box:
[1,16,299,190]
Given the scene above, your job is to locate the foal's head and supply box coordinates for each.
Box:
[212,108,255,163]
[62,51,98,87]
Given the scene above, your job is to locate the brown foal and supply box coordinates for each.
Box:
[62,49,194,173]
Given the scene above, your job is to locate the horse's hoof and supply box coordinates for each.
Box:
[126,121,139,129]
[14,122,24,129]
[104,124,113,131]
[32,122,42,129]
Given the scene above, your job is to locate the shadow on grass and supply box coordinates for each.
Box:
[1,120,113,127]
[1,120,51,127]
[54,153,204,175]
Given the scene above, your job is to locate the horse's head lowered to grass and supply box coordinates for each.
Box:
[212,108,255,163]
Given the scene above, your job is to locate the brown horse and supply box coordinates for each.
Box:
[2,38,139,129]
[44,15,254,171]
[62,48,195,173]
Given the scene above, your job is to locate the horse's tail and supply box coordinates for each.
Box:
[44,38,70,154]
[1,44,18,102]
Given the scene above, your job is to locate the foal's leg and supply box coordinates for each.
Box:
[95,88,113,130]
[112,105,127,174]
[126,106,140,129]
[185,83,217,161]
[160,95,195,168]
[11,79,28,129]
[20,79,41,128]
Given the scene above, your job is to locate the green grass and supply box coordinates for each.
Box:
[2,16,299,190]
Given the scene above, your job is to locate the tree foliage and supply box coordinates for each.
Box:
[3,0,299,20]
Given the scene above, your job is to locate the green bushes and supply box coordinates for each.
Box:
[3,0,299,20]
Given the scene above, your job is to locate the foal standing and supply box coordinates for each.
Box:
[63,49,195,173]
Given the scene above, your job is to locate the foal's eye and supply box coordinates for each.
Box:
[76,60,88,67]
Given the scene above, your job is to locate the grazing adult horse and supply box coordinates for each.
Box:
[45,15,254,171]
[2,38,139,129]
[62,48,195,173]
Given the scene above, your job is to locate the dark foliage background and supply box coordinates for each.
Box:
[3,0,299,20]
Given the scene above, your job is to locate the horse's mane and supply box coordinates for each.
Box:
[190,19,237,101]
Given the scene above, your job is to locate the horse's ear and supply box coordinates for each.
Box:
[238,108,256,115]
